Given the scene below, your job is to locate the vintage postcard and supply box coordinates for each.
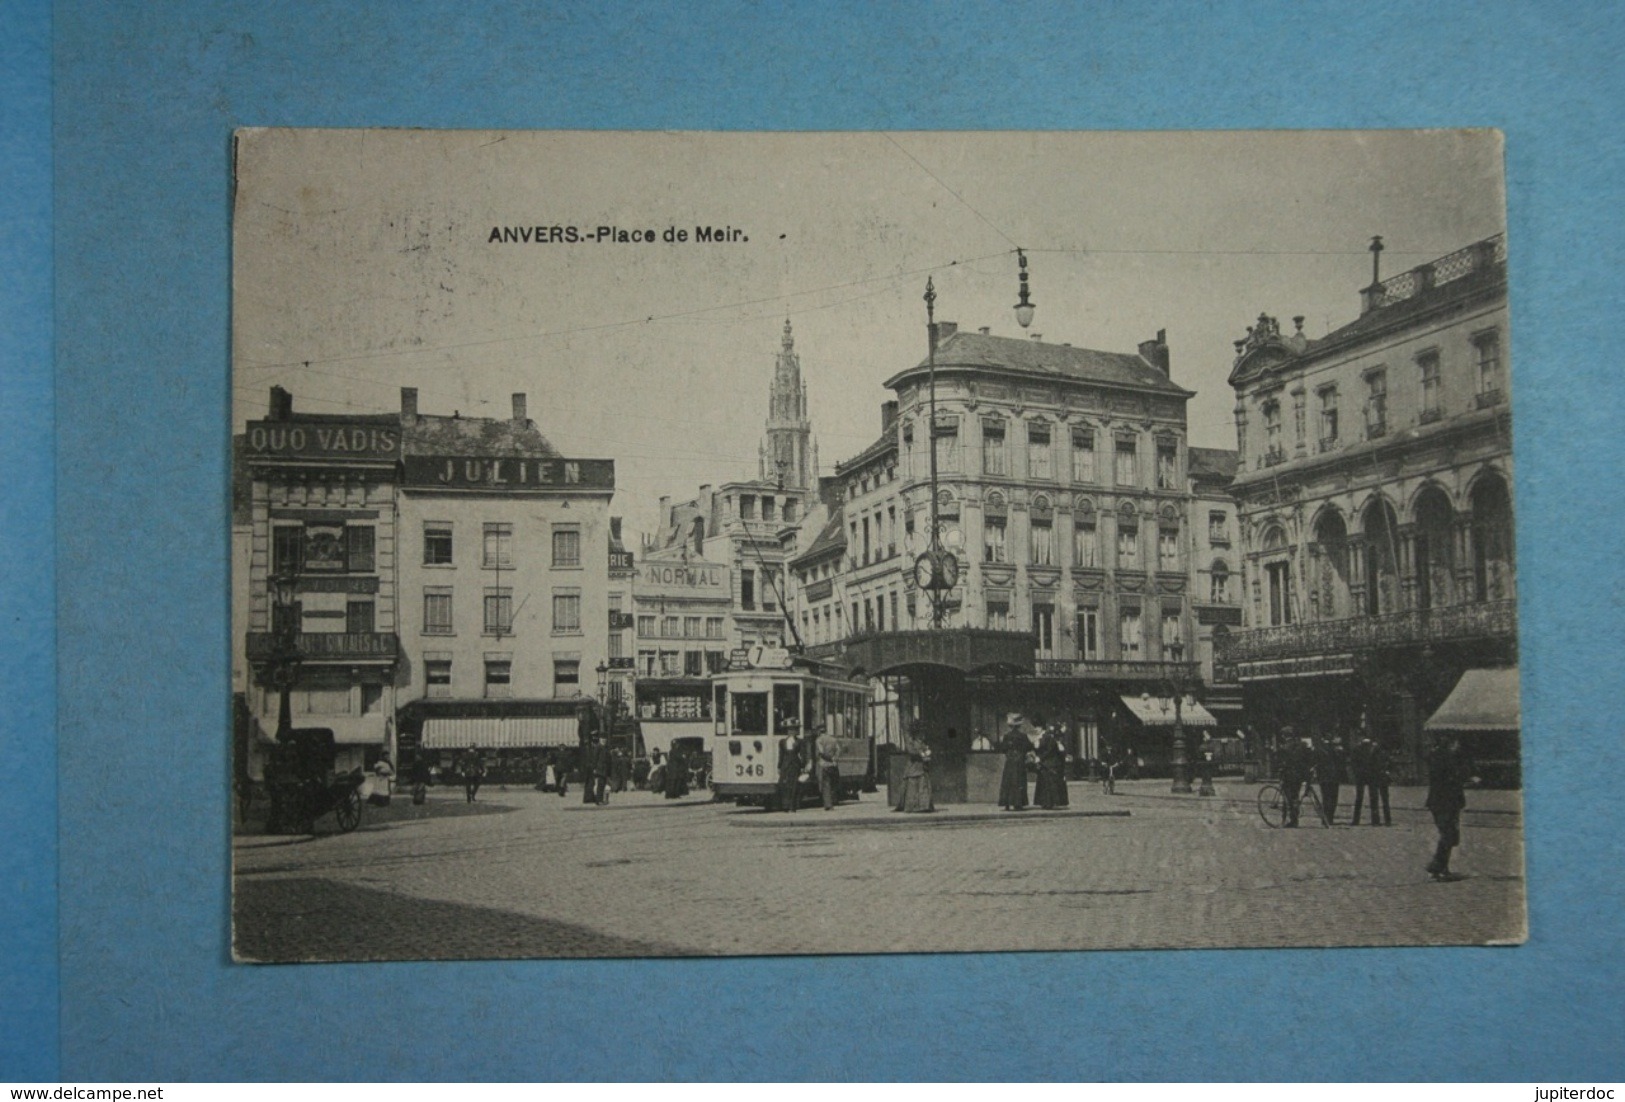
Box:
[231,129,1522,960]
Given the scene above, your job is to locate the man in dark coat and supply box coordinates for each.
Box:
[997,715,1035,811]
[814,723,841,810]
[777,724,804,812]
[583,738,611,805]
[1277,728,1309,827]
[1349,737,1375,825]
[460,746,487,804]
[1368,740,1393,825]
[1425,735,1472,880]
[1315,735,1346,825]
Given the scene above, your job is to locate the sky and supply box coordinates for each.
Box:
[232,129,1506,541]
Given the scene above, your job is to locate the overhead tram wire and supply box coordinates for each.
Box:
[236,250,1014,375]
[234,236,1477,379]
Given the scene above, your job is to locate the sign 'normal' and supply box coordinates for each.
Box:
[639,559,731,600]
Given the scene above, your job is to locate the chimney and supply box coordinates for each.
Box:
[512,392,527,423]
[1138,329,1171,375]
[936,321,958,339]
[268,385,293,420]
[978,326,991,335]
[1029,333,1043,341]
[881,400,899,431]
[400,387,419,424]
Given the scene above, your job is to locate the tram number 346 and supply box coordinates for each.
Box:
[734,763,766,778]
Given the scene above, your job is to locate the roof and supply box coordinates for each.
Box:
[793,503,847,566]
[885,330,1190,396]
[1424,667,1520,732]
[1231,236,1506,386]
[834,430,897,476]
[1318,257,1505,352]
[402,414,560,458]
[1188,447,1239,487]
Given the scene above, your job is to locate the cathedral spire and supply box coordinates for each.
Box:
[760,318,817,491]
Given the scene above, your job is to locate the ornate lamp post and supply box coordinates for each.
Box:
[914,278,960,629]
[1165,640,1192,794]
[268,566,302,742]
[596,659,610,742]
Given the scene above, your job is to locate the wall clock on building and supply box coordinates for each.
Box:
[914,549,960,591]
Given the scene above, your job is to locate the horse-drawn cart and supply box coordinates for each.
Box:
[263,727,365,835]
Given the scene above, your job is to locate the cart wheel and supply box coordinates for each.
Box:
[1257,784,1287,828]
[335,789,362,832]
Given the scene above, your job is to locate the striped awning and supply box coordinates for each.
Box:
[1119,694,1219,728]
[1424,667,1520,733]
[421,715,579,750]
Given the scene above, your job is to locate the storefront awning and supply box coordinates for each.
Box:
[1119,694,1218,728]
[1424,667,1520,733]
[842,628,1035,678]
[421,716,580,750]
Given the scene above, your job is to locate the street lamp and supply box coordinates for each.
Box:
[268,566,301,742]
[1014,248,1036,329]
[596,660,610,740]
[1165,640,1193,794]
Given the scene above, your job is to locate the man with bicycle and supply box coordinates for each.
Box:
[1277,727,1311,827]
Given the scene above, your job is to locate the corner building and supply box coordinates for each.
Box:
[1219,235,1515,780]
[796,323,1242,777]
[239,388,402,777]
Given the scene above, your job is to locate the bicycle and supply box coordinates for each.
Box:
[1257,779,1327,828]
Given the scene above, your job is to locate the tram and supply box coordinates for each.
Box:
[709,645,873,807]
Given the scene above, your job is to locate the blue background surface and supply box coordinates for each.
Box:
[10,0,1625,1081]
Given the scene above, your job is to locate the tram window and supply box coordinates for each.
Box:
[732,692,767,736]
[805,687,817,730]
[772,684,802,734]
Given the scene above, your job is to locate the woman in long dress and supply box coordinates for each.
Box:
[1034,725,1069,809]
[997,717,1035,810]
[896,722,935,813]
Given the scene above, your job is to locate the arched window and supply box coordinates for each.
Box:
[1261,524,1294,625]
[1312,510,1350,620]
[1361,498,1400,616]
[1412,485,1455,610]
[1470,473,1514,601]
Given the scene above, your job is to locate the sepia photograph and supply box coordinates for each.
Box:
[229,129,1522,961]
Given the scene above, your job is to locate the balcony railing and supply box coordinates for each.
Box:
[1218,599,1516,663]
[1476,389,1505,409]
[1032,659,1199,683]
[1371,233,1505,309]
[247,631,400,662]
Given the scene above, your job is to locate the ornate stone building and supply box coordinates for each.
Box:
[1219,234,1515,778]
[787,322,1242,784]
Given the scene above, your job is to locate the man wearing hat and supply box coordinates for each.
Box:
[1277,727,1309,827]
[997,714,1035,811]
[813,722,841,811]
[777,719,804,813]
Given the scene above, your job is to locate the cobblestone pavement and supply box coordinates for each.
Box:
[232,779,1526,961]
